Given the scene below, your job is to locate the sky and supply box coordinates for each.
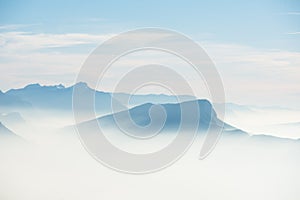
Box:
[0,0,299,108]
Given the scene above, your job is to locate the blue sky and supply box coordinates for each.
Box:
[1,0,299,50]
[0,0,300,108]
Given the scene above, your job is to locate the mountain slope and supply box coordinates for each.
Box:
[0,122,19,138]
[0,112,26,125]
[77,99,247,136]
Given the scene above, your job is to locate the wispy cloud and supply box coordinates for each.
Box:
[0,31,114,51]
[286,12,300,15]
[286,32,300,35]
[0,24,40,30]
[0,31,115,90]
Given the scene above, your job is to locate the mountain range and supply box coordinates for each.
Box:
[1,83,299,142]
[2,82,194,115]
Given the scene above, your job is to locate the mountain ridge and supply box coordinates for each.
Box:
[74,99,247,137]
[2,82,195,114]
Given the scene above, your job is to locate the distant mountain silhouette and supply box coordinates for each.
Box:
[113,92,194,106]
[0,90,32,110]
[6,83,76,110]
[76,99,247,136]
[4,82,195,115]
[5,83,119,114]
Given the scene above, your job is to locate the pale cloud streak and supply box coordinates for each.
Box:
[0,24,39,30]
[286,32,300,35]
[286,12,300,15]
[0,31,114,51]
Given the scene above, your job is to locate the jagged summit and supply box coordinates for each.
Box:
[73,82,89,88]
